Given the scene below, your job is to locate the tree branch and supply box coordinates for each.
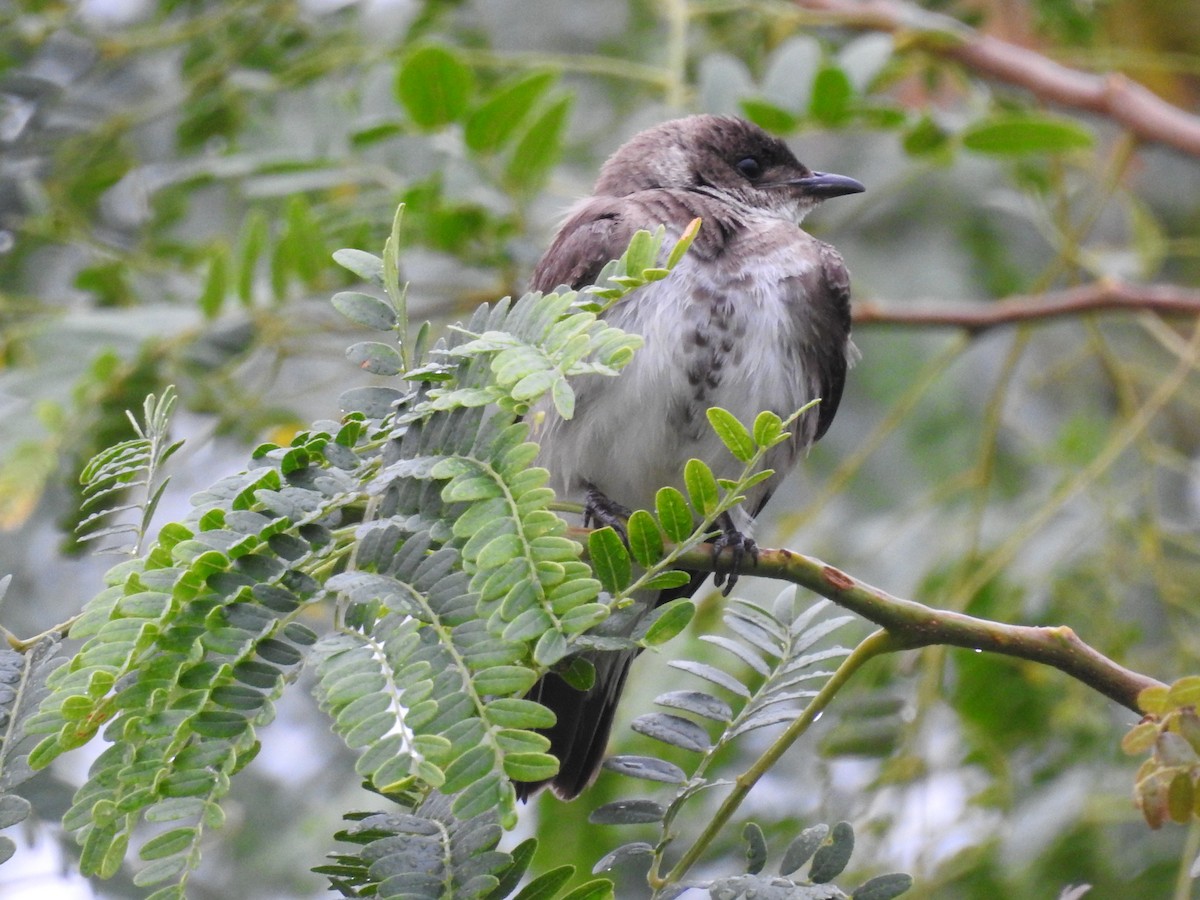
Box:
[795,0,1200,158]
[851,279,1200,334]
[660,541,1165,713]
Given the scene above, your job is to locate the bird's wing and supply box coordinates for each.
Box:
[530,200,642,293]
[811,240,853,443]
[746,238,853,519]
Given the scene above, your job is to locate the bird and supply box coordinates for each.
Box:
[518,114,864,800]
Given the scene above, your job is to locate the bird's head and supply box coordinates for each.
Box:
[593,115,864,222]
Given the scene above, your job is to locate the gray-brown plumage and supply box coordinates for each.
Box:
[518,115,863,801]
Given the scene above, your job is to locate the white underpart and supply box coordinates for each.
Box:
[533,218,823,529]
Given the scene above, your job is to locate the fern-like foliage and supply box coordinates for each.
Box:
[0,583,67,867]
[13,208,693,898]
[317,793,614,900]
[76,386,183,555]
[592,587,911,899]
[5,206,910,898]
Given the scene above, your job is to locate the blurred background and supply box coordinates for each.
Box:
[2,0,1200,896]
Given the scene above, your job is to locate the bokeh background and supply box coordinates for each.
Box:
[3,0,1200,896]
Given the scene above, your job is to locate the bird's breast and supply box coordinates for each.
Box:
[534,226,821,515]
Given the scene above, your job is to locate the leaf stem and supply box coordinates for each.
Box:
[654,629,903,891]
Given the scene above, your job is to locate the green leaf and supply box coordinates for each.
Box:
[626,510,663,567]
[465,71,557,153]
[395,45,475,129]
[640,570,693,591]
[237,209,268,306]
[139,827,197,861]
[350,120,403,147]
[666,218,701,270]
[589,799,665,825]
[637,598,695,646]
[903,115,951,158]
[624,229,657,274]
[0,795,31,830]
[961,115,1094,156]
[1166,676,1200,709]
[655,487,694,543]
[512,865,575,900]
[780,824,828,875]
[559,657,596,691]
[739,98,798,133]
[810,821,855,883]
[332,291,397,331]
[534,629,569,667]
[560,879,615,900]
[550,376,575,419]
[505,95,573,193]
[190,710,247,738]
[851,872,914,900]
[473,665,539,696]
[503,752,560,782]
[809,65,853,125]
[332,248,384,285]
[560,603,609,635]
[630,712,710,752]
[588,527,631,595]
[346,341,404,376]
[442,745,495,794]
[684,458,720,517]
[743,822,767,874]
[485,698,556,729]
[707,407,755,462]
[752,411,786,448]
[603,755,686,784]
[199,242,229,319]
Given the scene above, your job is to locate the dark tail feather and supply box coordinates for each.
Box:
[516,651,636,801]
[515,571,709,801]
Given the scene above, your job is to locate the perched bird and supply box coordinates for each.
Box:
[520,115,863,800]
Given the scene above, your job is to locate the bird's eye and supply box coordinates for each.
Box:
[736,157,763,180]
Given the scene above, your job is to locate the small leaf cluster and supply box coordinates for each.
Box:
[727,33,1094,161]
[394,44,573,195]
[75,387,184,556]
[592,588,908,897]
[704,821,912,900]
[0,617,67,867]
[1124,676,1200,829]
[586,404,804,618]
[302,219,691,844]
[1,216,696,896]
[24,474,340,896]
[319,795,610,900]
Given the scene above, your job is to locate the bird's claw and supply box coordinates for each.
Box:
[583,483,633,544]
[711,514,758,596]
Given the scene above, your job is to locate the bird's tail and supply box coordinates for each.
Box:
[515,572,709,801]
[516,650,636,801]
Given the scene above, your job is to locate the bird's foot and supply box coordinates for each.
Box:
[583,483,632,543]
[711,512,758,596]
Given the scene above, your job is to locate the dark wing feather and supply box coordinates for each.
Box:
[812,241,853,442]
[530,202,639,293]
[518,199,700,801]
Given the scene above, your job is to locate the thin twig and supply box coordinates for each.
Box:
[656,629,904,890]
[706,544,1165,710]
[571,527,1167,711]
[852,279,1200,333]
[795,0,1200,158]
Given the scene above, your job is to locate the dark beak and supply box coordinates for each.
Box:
[789,172,865,198]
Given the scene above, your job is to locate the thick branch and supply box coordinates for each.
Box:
[669,543,1164,713]
[796,0,1200,158]
[852,279,1200,334]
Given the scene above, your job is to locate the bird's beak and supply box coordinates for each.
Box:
[788,172,865,198]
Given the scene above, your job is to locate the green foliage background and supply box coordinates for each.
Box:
[2,0,1200,896]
